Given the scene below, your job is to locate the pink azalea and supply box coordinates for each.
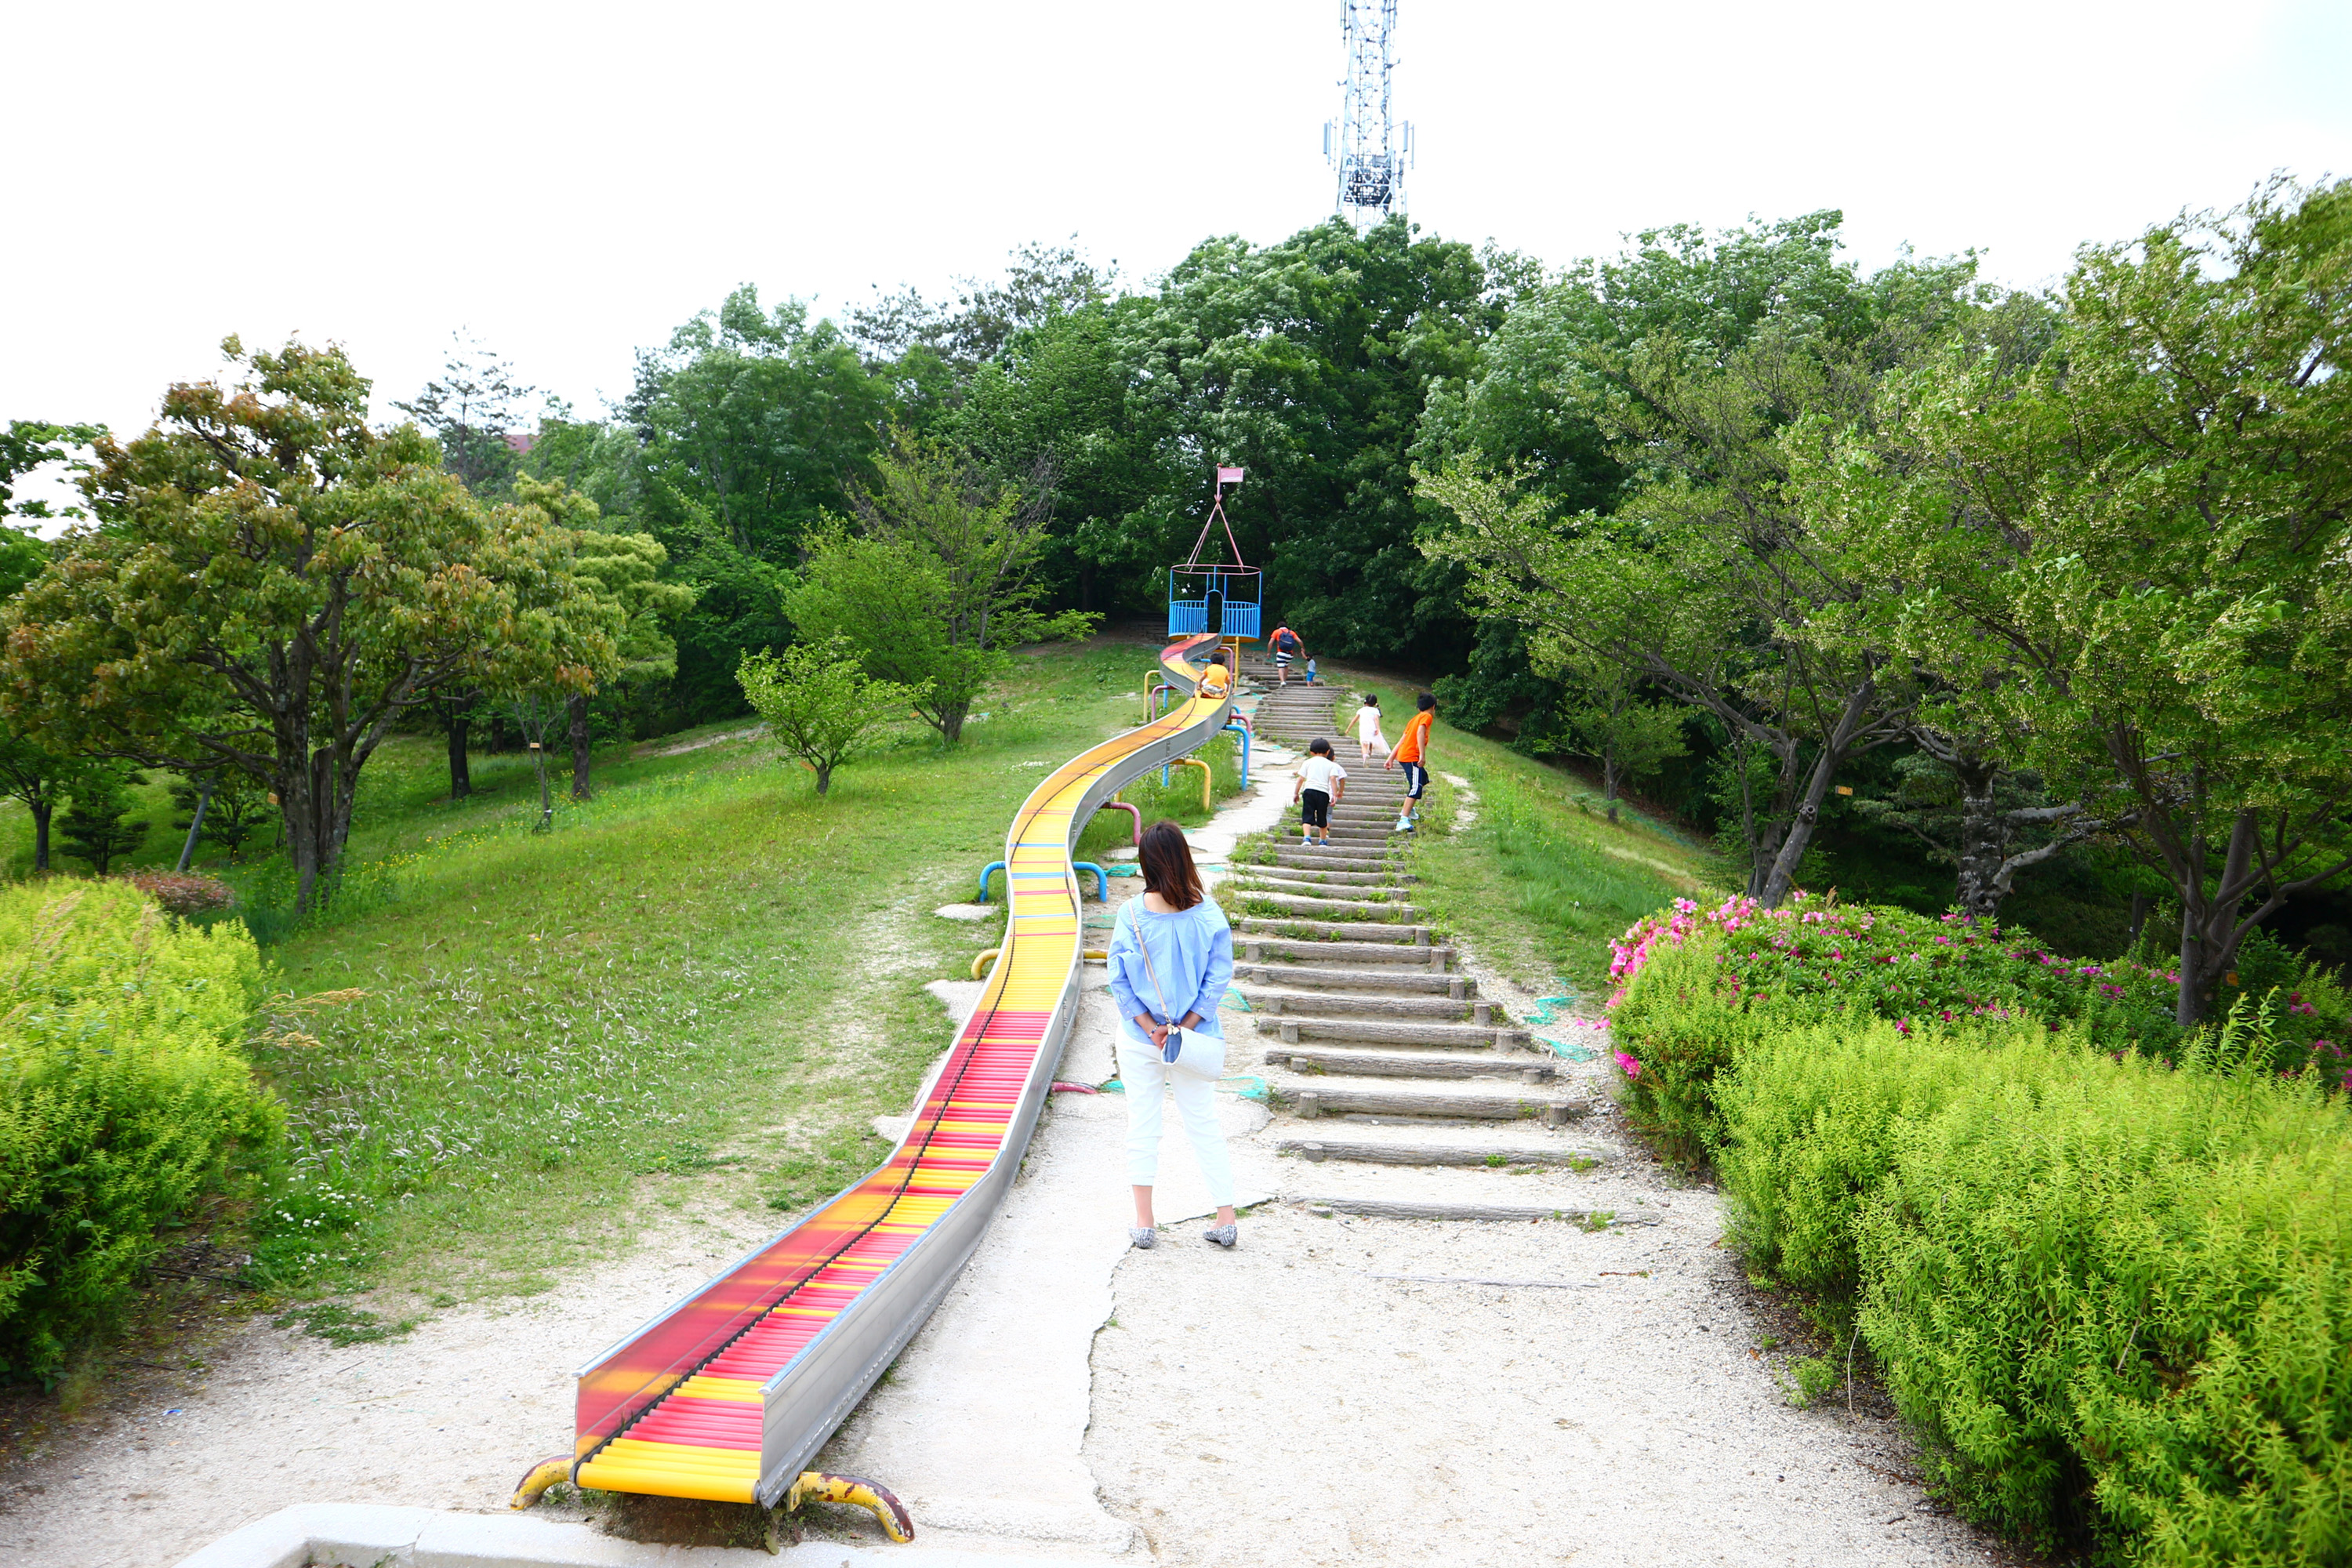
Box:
[1613,1051,1642,1080]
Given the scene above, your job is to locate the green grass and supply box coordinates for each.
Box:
[1318,674,1726,996]
[32,640,1228,1305]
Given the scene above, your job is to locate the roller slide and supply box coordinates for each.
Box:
[563,634,1235,1507]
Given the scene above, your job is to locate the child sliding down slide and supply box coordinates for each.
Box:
[1293,738,1346,848]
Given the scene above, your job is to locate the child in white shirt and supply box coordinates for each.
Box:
[1292,738,1348,847]
[1352,694,1388,759]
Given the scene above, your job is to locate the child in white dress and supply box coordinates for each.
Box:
[1352,694,1389,760]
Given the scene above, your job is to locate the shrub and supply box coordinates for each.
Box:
[1610,894,2349,1086]
[0,880,278,1384]
[120,870,236,920]
[1716,1014,2352,1564]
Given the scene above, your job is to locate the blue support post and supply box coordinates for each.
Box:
[1073,862,1109,900]
[1221,723,1250,782]
[976,860,1007,902]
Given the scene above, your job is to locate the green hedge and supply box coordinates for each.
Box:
[1,880,278,1383]
[1683,1007,2350,1564]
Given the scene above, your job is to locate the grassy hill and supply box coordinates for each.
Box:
[3,642,1704,1315]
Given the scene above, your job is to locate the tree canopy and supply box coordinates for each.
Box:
[0,338,614,913]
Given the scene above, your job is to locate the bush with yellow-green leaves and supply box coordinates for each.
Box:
[1,880,278,1384]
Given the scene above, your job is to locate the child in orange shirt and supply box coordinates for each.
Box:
[1385,691,1436,832]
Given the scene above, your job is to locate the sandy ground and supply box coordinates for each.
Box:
[0,1203,782,1566]
[3,691,2027,1566]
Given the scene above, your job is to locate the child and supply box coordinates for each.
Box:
[1269,624,1303,687]
[1352,692,1388,760]
[1385,691,1435,832]
[1199,648,1233,699]
[1292,738,1347,848]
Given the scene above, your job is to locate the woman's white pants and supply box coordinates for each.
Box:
[1117,1040,1236,1205]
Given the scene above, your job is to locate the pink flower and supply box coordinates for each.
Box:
[1613,1051,1642,1080]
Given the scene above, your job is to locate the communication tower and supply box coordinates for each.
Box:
[1320,0,1413,230]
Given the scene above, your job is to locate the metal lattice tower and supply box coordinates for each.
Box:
[1321,0,1412,230]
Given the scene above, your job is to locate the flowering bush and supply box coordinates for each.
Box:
[121,870,237,920]
[1609,893,2347,1085]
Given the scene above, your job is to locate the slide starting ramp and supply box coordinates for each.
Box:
[524,635,1234,1522]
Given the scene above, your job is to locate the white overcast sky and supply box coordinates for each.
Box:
[5,0,2348,508]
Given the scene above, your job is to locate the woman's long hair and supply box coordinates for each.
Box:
[1137,819,1204,910]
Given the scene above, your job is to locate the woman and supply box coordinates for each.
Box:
[1105,819,1239,1249]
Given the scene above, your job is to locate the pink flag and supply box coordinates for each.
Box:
[1217,466,1245,486]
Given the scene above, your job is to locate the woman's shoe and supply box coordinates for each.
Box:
[1128,1228,1157,1250]
[1203,1224,1238,1249]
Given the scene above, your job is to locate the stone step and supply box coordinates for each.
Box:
[1237,987,1492,1022]
[1238,916,1435,945]
[1271,1046,1556,1083]
[1269,848,1396,871]
[1231,889,1427,922]
[1272,1082,1587,1125]
[1276,1138,1610,1169]
[1239,935,1451,969]
[1229,866,1407,888]
[1257,1015,1530,1051]
[1236,964,1475,996]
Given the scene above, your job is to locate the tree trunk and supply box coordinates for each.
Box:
[1953,759,2004,922]
[31,800,49,872]
[447,713,472,800]
[568,694,592,801]
[177,779,212,873]
[2174,808,2260,1027]
[2129,891,2150,946]
[815,763,833,796]
[1757,678,1878,909]
[1601,736,1621,826]
[530,746,552,831]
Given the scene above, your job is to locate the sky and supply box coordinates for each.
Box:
[4,0,2349,512]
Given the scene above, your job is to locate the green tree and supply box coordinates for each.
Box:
[0,737,88,873]
[953,298,1167,613]
[789,434,1096,742]
[0,338,615,916]
[1114,218,1507,665]
[1802,178,2352,1020]
[1562,662,1689,822]
[166,769,270,864]
[625,288,891,720]
[1421,223,1991,903]
[57,769,149,874]
[736,638,927,796]
[1,421,103,873]
[506,476,692,800]
[392,331,536,499]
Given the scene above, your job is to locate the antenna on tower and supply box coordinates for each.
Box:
[1323,0,1406,231]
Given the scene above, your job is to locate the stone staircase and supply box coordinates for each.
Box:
[1221,662,1606,1213]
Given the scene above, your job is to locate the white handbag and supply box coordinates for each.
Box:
[1130,906,1229,1080]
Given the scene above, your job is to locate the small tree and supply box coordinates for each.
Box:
[737,639,927,797]
[788,433,1095,742]
[508,694,564,831]
[59,769,150,874]
[0,735,89,871]
[1555,655,1688,822]
[167,771,269,864]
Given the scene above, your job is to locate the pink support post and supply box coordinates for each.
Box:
[1105,801,1143,845]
